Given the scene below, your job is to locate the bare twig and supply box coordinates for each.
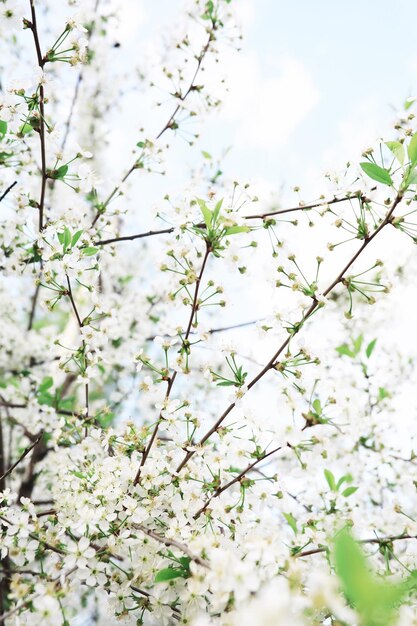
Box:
[176,192,404,472]
[94,194,359,247]
[132,523,209,568]
[193,444,283,519]
[133,243,211,484]
[295,532,417,558]
[0,431,43,483]
[0,181,17,204]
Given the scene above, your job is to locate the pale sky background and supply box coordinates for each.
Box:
[112,0,417,206]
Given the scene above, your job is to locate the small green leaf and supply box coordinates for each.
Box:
[408,133,417,165]
[405,167,417,186]
[312,398,322,415]
[342,486,358,498]
[212,198,223,223]
[51,164,68,180]
[155,567,188,583]
[336,473,353,490]
[63,227,71,251]
[81,247,99,256]
[0,120,7,137]
[224,225,250,236]
[378,387,390,401]
[353,334,363,356]
[360,162,393,186]
[71,230,83,247]
[283,512,297,534]
[201,150,212,159]
[385,141,405,165]
[405,96,417,110]
[18,122,33,136]
[335,343,354,358]
[365,339,377,358]
[39,376,53,393]
[196,198,212,228]
[324,469,337,492]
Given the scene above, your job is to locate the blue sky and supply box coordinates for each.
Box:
[109,0,417,217]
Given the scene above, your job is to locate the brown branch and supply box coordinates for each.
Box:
[133,243,211,485]
[193,445,283,519]
[95,226,175,246]
[27,281,41,331]
[132,523,209,568]
[28,0,46,231]
[60,0,100,152]
[65,274,83,327]
[0,431,43,483]
[91,22,217,228]
[295,532,417,558]
[94,194,360,247]
[0,181,17,204]
[176,191,404,473]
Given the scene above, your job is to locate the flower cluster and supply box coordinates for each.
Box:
[2,1,417,625]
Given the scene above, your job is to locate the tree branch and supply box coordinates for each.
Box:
[176,191,404,472]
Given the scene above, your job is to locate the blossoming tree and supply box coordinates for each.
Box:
[1,1,417,625]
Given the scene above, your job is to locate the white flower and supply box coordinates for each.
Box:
[65,536,95,569]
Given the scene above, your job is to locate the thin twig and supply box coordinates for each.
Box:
[133,243,211,484]
[0,431,43,482]
[193,444,283,519]
[28,0,47,231]
[176,192,404,472]
[295,532,417,558]
[132,523,209,568]
[91,22,217,227]
[0,181,17,204]
[94,194,360,247]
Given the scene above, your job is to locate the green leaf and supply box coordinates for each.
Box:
[201,150,212,159]
[342,486,358,498]
[335,343,354,358]
[196,198,212,229]
[81,247,99,256]
[360,162,393,186]
[408,133,417,165]
[405,167,417,186]
[223,225,250,236]
[155,567,188,583]
[39,376,53,393]
[312,398,322,415]
[336,473,353,490]
[212,198,223,223]
[324,469,337,492]
[385,141,405,165]
[283,512,297,534]
[365,339,377,358]
[405,96,417,110]
[63,227,71,251]
[51,164,68,180]
[71,230,83,247]
[0,120,7,137]
[334,529,406,626]
[378,387,390,401]
[353,334,363,356]
[38,393,53,406]
[18,122,33,136]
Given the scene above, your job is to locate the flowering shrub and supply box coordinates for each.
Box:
[1,1,417,625]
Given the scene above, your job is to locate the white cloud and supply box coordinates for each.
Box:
[220,52,320,150]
